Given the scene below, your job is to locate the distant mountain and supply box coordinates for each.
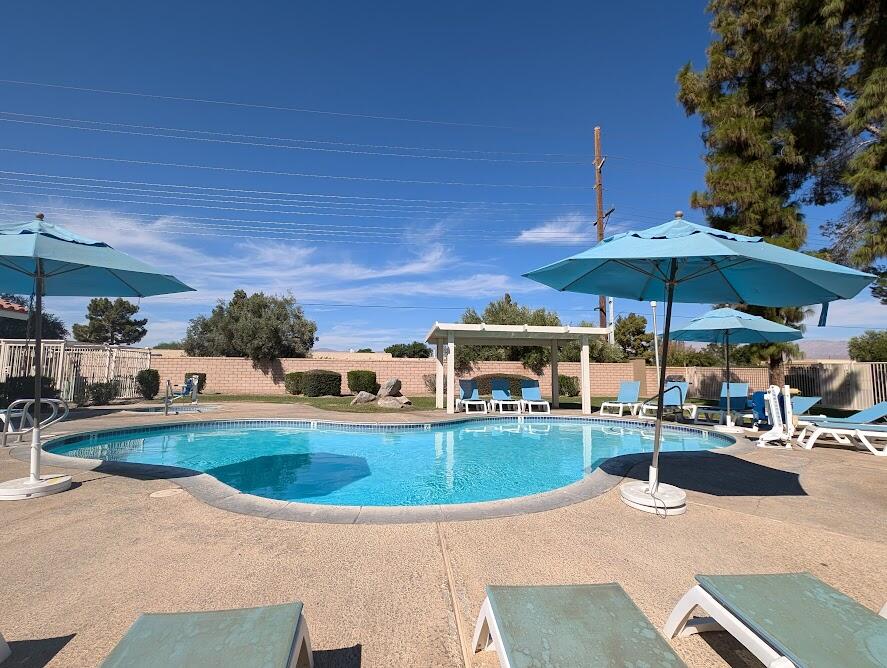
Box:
[798,339,849,360]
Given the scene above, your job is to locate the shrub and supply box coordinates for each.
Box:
[303,369,341,397]
[558,375,580,397]
[0,376,59,407]
[284,371,305,395]
[85,381,117,406]
[472,374,534,397]
[384,341,432,358]
[185,372,207,393]
[347,370,378,394]
[135,369,160,399]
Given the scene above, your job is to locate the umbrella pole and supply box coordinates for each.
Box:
[649,259,677,491]
[29,264,43,483]
[724,330,731,427]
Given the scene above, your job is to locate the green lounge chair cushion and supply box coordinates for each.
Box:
[102,602,304,668]
[697,573,887,668]
[486,583,686,667]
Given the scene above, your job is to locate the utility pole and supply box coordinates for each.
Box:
[594,126,606,328]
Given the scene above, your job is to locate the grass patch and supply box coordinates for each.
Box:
[179,394,438,412]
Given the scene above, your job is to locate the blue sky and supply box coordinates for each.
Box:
[0,1,882,348]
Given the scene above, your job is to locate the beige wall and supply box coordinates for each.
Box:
[149,355,644,397]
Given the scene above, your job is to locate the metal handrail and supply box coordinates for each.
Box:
[1,397,69,447]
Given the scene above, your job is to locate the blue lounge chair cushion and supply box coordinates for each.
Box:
[614,381,640,403]
[520,379,544,402]
[810,421,887,433]
[696,573,887,668]
[459,380,480,401]
[791,396,821,416]
[717,383,750,410]
[486,584,685,666]
[491,379,515,401]
[808,401,887,425]
[663,382,688,407]
[101,602,305,668]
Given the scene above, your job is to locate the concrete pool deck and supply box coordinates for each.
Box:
[1,401,885,667]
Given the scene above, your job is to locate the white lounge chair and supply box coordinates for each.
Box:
[599,381,641,417]
[518,379,550,414]
[796,421,887,456]
[456,379,487,414]
[639,382,695,420]
[489,379,521,414]
[665,572,887,668]
[473,584,686,668]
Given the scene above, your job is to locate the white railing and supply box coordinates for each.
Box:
[0,340,152,402]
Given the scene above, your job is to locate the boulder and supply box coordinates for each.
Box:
[377,395,411,408]
[350,391,377,405]
[377,378,402,398]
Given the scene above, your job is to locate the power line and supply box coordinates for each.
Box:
[0,169,596,206]
[0,115,591,165]
[0,147,594,190]
[0,78,525,130]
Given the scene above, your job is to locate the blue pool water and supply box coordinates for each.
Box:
[48,419,732,506]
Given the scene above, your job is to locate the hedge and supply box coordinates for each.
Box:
[303,369,341,397]
[136,369,160,400]
[472,374,534,397]
[184,372,207,393]
[0,376,58,407]
[347,370,378,394]
[284,371,305,395]
[85,381,117,406]
[558,375,580,397]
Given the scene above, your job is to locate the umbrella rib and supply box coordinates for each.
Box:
[0,256,35,277]
[559,260,621,293]
[105,268,146,297]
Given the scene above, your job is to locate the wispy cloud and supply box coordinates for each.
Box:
[513,212,595,244]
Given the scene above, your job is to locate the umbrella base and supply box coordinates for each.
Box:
[0,474,72,501]
[713,424,745,434]
[620,481,687,516]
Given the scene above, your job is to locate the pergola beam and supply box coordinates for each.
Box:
[426,322,611,416]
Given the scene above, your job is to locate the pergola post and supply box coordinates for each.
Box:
[550,339,559,409]
[446,331,456,414]
[580,335,591,414]
[435,341,444,409]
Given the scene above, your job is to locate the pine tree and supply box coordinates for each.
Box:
[72,298,148,346]
[678,0,884,383]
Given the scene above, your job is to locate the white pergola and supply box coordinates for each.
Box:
[425,322,611,414]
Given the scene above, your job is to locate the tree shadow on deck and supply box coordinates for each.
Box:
[601,451,807,496]
[3,634,75,667]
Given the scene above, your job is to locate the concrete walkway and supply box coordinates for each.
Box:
[1,402,885,667]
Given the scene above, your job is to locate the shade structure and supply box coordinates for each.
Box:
[670,308,803,430]
[0,215,194,501]
[524,215,873,515]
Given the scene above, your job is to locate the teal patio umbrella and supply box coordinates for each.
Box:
[524,214,873,515]
[0,215,194,501]
[670,307,802,429]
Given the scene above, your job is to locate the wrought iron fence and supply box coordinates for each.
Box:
[0,340,152,402]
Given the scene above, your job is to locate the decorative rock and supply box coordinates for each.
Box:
[350,391,377,405]
[377,395,411,409]
[377,378,402,398]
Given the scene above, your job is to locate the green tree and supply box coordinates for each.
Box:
[356,347,373,353]
[153,340,184,349]
[72,298,147,345]
[560,321,625,363]
[848,330,887,361]
[613,313,653,361]
[0,294,67,340]
[183,290,317,364]
[676,0,873,383]
[456,294,561,374]
[384,342,431,358]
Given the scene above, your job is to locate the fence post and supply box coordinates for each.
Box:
[630,358,647,396]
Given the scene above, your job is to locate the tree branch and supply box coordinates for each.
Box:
[832,93,883,138]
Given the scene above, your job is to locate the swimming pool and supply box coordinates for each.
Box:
[47,418,733,506]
